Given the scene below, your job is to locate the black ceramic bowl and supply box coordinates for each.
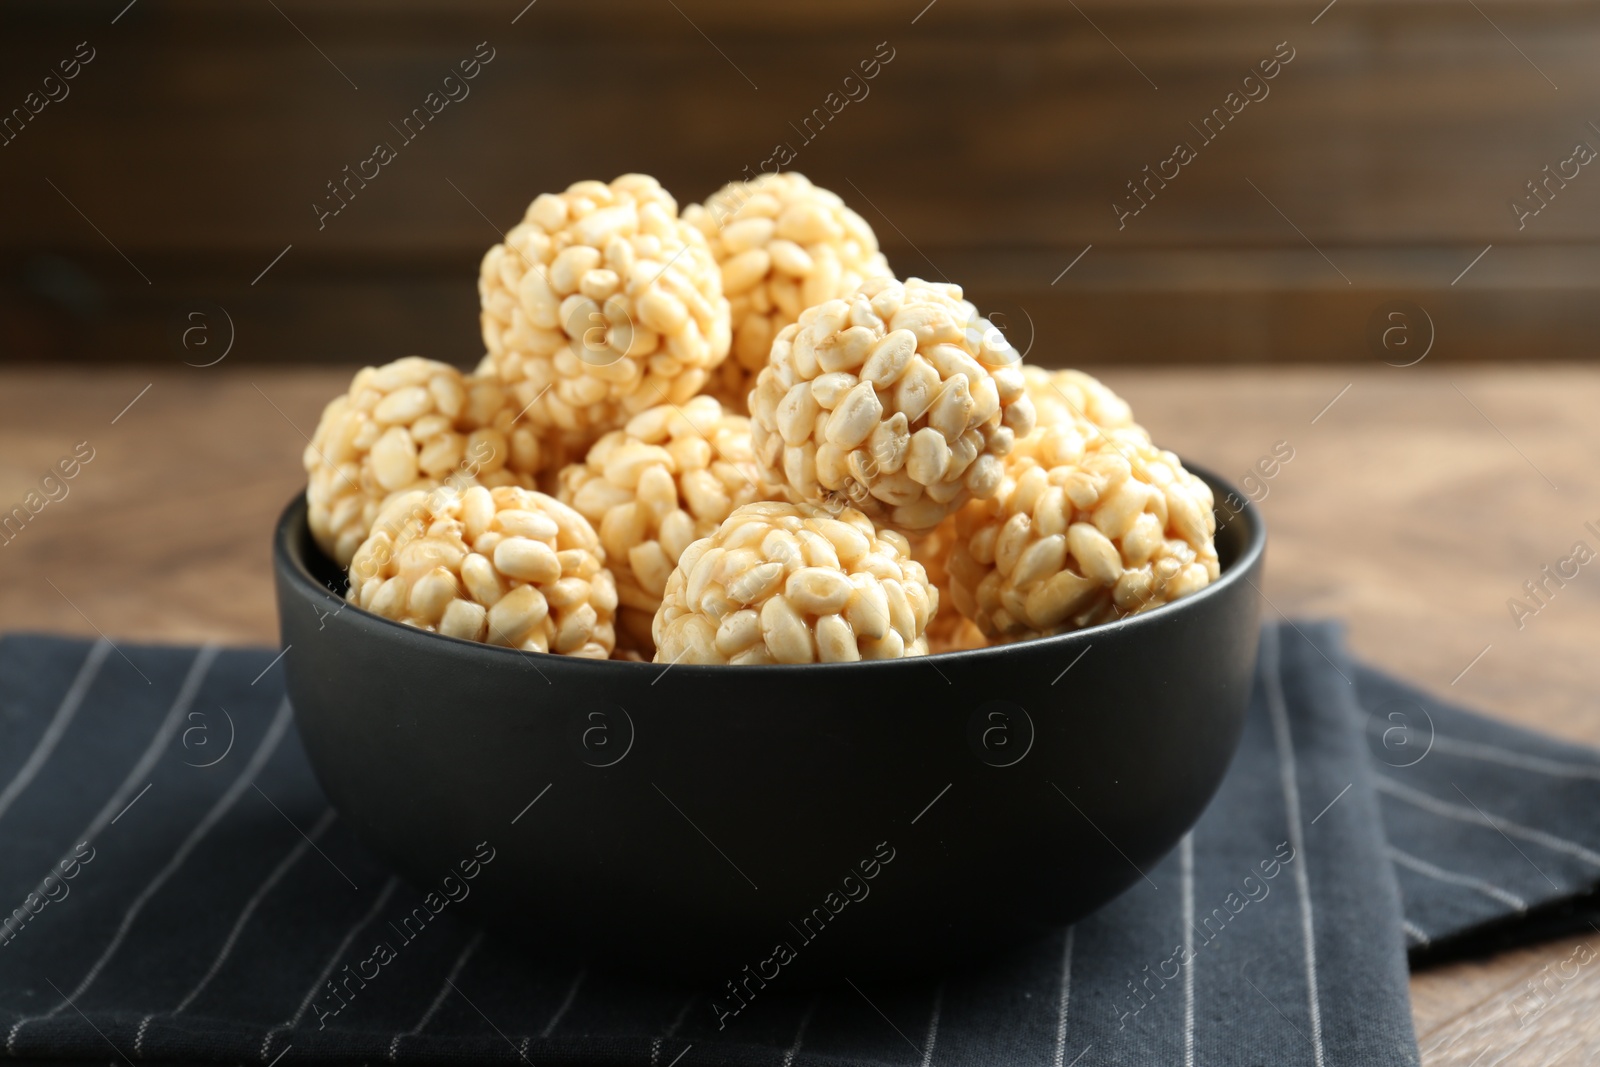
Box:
[273,465,1264,983]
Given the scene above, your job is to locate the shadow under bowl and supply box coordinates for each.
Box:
[273,464,1265,983]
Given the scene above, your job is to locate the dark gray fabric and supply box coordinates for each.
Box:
[0,623,1594,1066]
[1354,661,1600,964]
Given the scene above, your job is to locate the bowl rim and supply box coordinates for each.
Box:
[275,461,1265,673]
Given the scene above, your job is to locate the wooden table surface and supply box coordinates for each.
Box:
[2,364,1597,1062]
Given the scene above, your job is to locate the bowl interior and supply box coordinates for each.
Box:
[282,462,1262,662]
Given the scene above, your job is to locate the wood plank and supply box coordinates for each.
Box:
[5,1,1596,249]
[5,241,1600,365]
[1413,933,1600,1065]
[3,0,1599,364]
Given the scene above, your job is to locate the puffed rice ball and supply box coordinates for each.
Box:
[685,173,891,409]
[1022,365,1138,433]
[478,174,731,451]
[909,518,989,654]
[749,277,1037,532]
[557,396,780,655]
[652,501,937,664]
[304,357,540,567]
[947,410,1219,641]
[347,484,616,658]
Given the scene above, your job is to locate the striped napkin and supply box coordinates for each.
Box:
[1,623,1596,1066]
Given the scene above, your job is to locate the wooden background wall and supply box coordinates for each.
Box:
[1,0,1596,366]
